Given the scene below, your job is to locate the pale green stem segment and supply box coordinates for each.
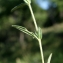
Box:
[38,39,44,63]
[28,4,38,31]
[28,2,44,63]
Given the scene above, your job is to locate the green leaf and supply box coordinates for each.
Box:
[47,53,52,63]
[35,27,42,39]
[11,3,26,12]
[12,25,38,40]
[38,27,42,39]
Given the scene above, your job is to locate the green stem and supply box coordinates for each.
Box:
[28,2,44,63]
[38,39,44,63]
[28,4,38,31]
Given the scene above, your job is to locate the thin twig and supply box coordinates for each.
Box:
[28,4,38,31]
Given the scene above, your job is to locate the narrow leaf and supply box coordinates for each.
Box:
[12,25,38,39]
[35,27,42,39]
[11,3,26,12]
[38,27,42,39]
[47,53,52,63]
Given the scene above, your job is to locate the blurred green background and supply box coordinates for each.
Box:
[0,0,63,63]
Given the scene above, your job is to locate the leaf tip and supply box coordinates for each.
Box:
[12,25,16,27]
[12,25,14,27]
[47,53,52,63]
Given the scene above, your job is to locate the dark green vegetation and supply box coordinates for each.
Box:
[0,0,63,63]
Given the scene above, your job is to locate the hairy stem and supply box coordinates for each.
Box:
[38,39,44,63]
[28,4,38,31]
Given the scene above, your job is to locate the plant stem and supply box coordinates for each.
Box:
[28,3,44,63]
[38,39,44,63]
[28,4,38,31]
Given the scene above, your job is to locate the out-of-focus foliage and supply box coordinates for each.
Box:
[0,0,63,63]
